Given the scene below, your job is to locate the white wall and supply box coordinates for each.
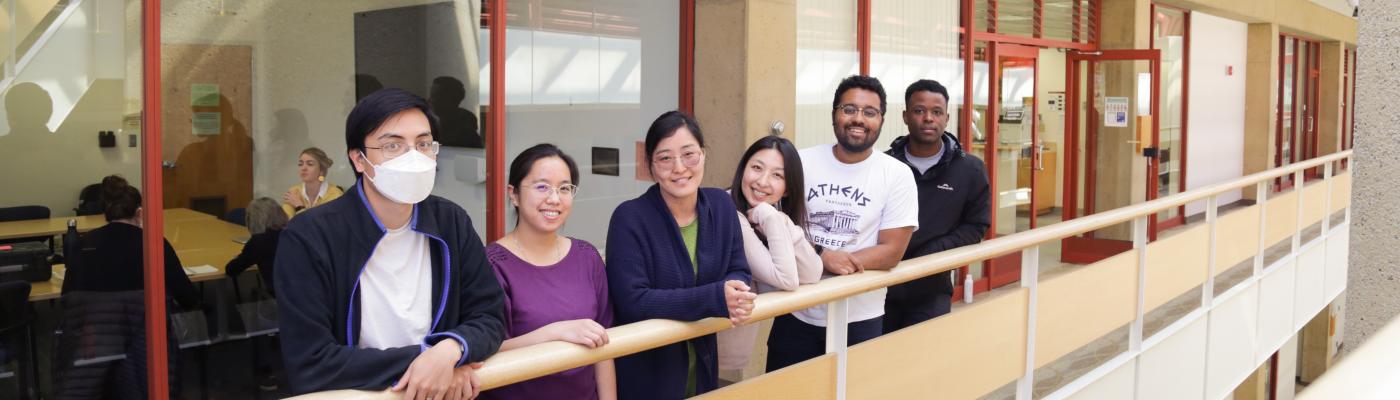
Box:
[1185,11,1247,216]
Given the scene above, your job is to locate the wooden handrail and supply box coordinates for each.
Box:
[289,150,1353,399]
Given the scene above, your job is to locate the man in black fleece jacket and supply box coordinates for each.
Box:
[883,79,991,333]
[275,89,504,398]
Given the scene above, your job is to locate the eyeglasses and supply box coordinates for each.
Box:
[908,107,947,118]
[528,183,580,199]
[365,141,441,159]
[652,150,703,169]
[836,104,883,119]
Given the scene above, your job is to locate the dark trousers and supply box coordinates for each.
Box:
[765,314,883,372]
[883,293,952,333]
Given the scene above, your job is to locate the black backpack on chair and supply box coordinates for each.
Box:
[75,184,103,216]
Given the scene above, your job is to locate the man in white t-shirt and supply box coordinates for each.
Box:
[765,75,919,372]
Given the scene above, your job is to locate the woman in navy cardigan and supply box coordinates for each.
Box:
[606,111,757,399]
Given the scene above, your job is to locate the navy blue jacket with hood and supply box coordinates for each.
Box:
[605,186,752,400]
[885,132,991,302]
[275,182,505,395]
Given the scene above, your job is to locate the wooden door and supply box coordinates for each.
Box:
[160,44,253,217]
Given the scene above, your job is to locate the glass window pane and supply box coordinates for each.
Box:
[795,0,858,149]
[155,1,492,396]
[1,0,158,397]
[1281,38,1294,168]
[503,0,675,248]
[870,0,960,151]
[1153,6,1186,223]
[996,0,1037,37]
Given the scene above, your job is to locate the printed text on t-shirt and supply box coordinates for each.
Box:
[806,183,872,206]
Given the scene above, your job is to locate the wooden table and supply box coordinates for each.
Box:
[0,208,218,241]
[0,214,107,241]
[25,211,247,301]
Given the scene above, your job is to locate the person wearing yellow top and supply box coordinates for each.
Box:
[282,147,345,217]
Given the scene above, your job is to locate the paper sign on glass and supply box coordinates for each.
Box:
[1104,97,1129,128]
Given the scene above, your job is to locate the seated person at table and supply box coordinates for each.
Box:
[62,175,200,308]
[225,197,286,297]
[275,88,505,398]
[282,147,344,218]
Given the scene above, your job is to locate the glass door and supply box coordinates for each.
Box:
[1276,36,1322,190]
[980,43,1041,288]
[1061,49,1161,264]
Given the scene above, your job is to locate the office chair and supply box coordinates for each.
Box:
[0,281,37,400]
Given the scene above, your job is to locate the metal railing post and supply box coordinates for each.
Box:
[1323,161,1334,233]
[826,299,850,400]
[1255,182,1269,277]
[1204,195,1218,307]
[1016,246,1040,400]
[1130,216,1148,351]
[1293,170,1305,252]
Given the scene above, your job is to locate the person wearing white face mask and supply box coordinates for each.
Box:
[275,88,505,400]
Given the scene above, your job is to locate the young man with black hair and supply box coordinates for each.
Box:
[883,79,991,333]
[766,75,919,371]
[276,88,505,400]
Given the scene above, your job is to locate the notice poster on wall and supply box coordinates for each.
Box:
[192,112,221,135]
[1104,97,1129,127]
[191,83,220,107]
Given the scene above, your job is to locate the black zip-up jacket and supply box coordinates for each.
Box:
[275,182,505,395]
[885,133,991,303]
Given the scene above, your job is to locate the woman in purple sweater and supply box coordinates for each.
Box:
[483,144,616,400]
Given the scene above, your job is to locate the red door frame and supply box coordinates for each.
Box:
[140,0,170,397]
[1274,35,1324,191]
[1341,48,1349,153]
[486,0,506,241]
[956,0,1103,296]
[1307,40,1321,179]
[1149,3,1190,232]
[1060,49,1163,264]
[983,43,1042,289]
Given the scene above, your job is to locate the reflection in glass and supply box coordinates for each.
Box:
[870,0,960,151]
[1153,6,1186,224]
[795,0,859,149]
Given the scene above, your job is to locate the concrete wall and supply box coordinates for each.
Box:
[1184,11,1247,216]
[1343,0,1400,352]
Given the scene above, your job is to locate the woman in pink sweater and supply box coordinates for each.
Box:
[717,136,823,373]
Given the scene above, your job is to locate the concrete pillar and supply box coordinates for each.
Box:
[1317,42,1345,156]
[693,0,796,188]
[1242,23,1280,201]
[1092,0,1151,238]
[1346,0,1400,353]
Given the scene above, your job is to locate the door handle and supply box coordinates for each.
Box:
[162,161,177,170]
[1034,144,1045,171]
